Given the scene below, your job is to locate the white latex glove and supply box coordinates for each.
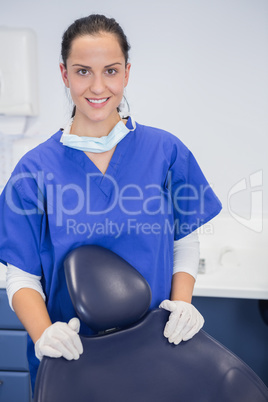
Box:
[35,318,83,361]
[159,300,204,345]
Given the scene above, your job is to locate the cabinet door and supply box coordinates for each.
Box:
[0,371,31,402]
[0,330,29,371]
[0,289,24,329]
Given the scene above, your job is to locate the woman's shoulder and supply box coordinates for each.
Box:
[135,120,186,146]
[134,120,189,161]
[12,129,63,174]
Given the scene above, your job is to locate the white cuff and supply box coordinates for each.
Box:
[6,233,199,313]
[173,229,200,280]
[6,263,46,311]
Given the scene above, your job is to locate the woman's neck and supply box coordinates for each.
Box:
[70,111,122,138]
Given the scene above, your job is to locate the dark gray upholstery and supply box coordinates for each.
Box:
[34,245,268,402]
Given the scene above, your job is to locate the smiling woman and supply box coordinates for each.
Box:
[59,34,130,138]
[0,13,222,397]
[59,15,131,138]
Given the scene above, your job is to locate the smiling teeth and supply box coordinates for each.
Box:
[88,98,108,103]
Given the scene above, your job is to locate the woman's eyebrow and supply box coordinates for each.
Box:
[72,62,122,68]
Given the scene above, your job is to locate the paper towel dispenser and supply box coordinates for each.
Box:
[0,27,38,116]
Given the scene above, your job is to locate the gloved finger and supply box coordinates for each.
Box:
[162,301,186,336]
[163,311,180,338]
[168,308,191,343]
[180,306,204,340]
[67,319,83,354]
[159,299,177,313]
[172,334,183,346]
[52,336,80,360]
[177,313,197,341]
[167,322,185,345]
[51,326,81,358]
[37,344,63,360]
[68,317,80,333]
[163,302,189,340]
[72,333,83,356]
[182,315,204,341]
[58,324,83,355]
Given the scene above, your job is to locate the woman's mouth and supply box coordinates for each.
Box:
[86,97,110,107]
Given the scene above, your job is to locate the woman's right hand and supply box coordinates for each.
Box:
[34,318,83,361]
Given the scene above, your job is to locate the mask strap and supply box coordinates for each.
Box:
[62,114,136,136]
[62,118,74,135]
[125,114,136,132]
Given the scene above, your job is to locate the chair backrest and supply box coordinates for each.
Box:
[34,245,268,402]
[63,244,152,332]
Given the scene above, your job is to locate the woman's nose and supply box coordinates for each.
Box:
[90,74,106,94]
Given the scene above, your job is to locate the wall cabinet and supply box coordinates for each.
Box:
[0,289,31,402]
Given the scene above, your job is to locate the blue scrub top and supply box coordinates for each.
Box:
[0,116,222,392]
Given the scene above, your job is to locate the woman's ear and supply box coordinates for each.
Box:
[59,63,70,88]
[124,63,131,88]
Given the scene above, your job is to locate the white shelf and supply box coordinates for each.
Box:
[194,216,268,299]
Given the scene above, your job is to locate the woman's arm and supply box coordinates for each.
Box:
[12,288,83,360]
[12,288,52,343]
[170,271,195,303]
[159,231,204,345]
[160,272,204,345]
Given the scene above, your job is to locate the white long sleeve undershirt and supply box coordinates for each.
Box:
[173,229,200,279]
[6,229,200,311]
[6,265,46,311]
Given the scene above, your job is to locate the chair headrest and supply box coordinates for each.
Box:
[64,245,152,332]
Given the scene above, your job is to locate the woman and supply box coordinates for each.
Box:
[0,14,222,394]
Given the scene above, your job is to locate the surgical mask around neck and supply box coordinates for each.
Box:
[60,116,136,153]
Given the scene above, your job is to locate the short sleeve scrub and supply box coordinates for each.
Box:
[0,116,222,392]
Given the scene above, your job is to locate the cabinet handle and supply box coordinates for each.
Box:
[0,380,3,386]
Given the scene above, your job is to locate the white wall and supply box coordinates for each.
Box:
[1,0,267,219]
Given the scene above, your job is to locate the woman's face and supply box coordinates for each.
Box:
[60,33,131,126]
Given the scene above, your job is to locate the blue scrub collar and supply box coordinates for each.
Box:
[60,115,136,153]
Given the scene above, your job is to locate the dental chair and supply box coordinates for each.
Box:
[34,245,268,402]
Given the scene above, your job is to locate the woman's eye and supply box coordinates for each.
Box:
[106,68,117,75]
[78,69,88,76]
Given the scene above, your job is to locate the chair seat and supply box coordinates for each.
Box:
[34,309,268,402]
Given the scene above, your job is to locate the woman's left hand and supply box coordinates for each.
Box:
[159,300,204,345]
